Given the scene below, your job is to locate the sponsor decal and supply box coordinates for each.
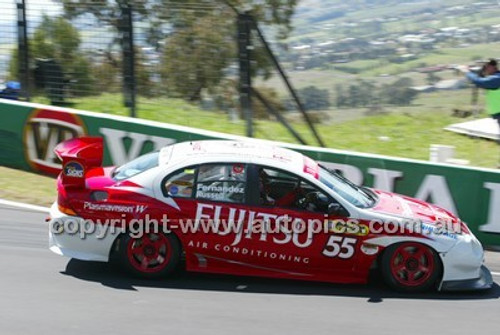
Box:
[232,163,245,175]
[421,222,458,239]
[169,185,179,195]
[187,240,310,264]
[322,236,357,259]
[328,220,369,236]
[195,203,317,249]
[196,184,245,201]
[83,201,148,214]
[303,156,319,179]
[64,161,84,178]
[24,109,86,175]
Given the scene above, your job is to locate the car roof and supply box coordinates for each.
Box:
[160,140,318,178]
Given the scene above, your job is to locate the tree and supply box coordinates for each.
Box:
[381,78,418,106]
[211,81,284,120]
[335,84,347,108]
[336,79,414,108]
[298,86,331,110]
[251,86,286,120]
[347,84,364,107]
[57,0,298,101]
[359,79,378,107]
[59,0,297,39]
[7,49,19,81]
[160,11,235,101]
[91,56,121,94]
[9,15,94,96]
[135,47,156,97]
[32,15,94,95]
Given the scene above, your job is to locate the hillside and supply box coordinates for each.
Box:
[278,0,500,70]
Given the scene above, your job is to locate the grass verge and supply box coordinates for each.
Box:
[0,167,56,207]
[33,90,500,168]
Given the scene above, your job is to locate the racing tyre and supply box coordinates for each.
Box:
[381,242,441,292]
[118,232,181,279]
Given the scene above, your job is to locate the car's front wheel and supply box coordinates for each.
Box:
[381,242,441,292]
[118,232,181,279]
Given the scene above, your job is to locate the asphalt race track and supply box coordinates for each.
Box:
[1,203,499,335]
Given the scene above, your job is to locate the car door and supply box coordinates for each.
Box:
[161,162,254,274]
[238,164,359,281]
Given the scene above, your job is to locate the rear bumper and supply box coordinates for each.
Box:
[440,265,493,291]
[48,203,123,262]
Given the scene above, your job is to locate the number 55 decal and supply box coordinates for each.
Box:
[322,236,357,259]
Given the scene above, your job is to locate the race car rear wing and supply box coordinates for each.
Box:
[54,137,103,188]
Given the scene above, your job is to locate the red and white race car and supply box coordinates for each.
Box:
[48,137,492,292]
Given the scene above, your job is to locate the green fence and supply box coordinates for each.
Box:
[1,98,499,247]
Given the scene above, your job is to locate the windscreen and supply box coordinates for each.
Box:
[319,165,376,208]
[113,152,159,181]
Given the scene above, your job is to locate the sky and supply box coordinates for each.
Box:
[1,0,62,23]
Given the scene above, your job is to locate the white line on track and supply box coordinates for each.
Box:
[0,199,50,213]
[492,272,500,277]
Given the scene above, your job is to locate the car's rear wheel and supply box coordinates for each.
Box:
[381,242,441,292]
[119,232,181,279]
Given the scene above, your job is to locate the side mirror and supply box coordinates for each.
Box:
[328,203,349,217]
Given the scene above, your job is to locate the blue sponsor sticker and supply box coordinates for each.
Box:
[169,185,179,195]
[64,161,84,178]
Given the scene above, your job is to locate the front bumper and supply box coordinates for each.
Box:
[440,265,493,291]
[439,232,493,291]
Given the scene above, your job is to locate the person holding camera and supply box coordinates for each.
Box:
[458,59,500,133]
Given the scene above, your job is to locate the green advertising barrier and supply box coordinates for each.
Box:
[1,98,499,247]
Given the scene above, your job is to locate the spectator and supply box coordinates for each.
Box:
[458,59,500,135]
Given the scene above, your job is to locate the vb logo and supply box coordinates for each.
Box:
[24,109,86,175]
